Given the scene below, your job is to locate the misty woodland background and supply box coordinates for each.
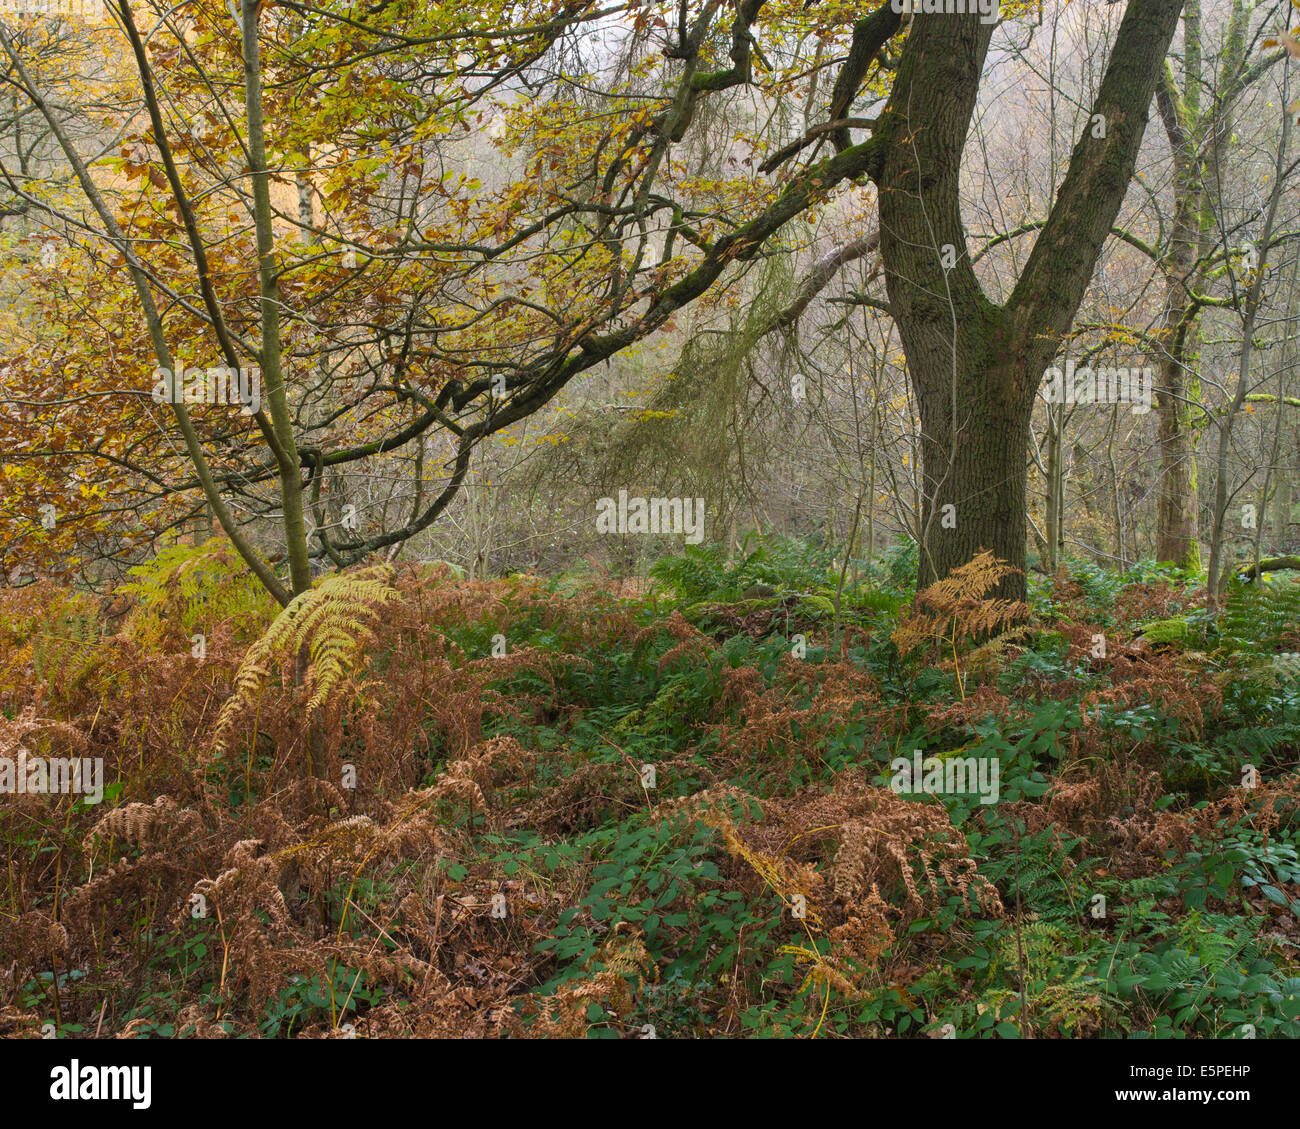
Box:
[3,0,1300,1038]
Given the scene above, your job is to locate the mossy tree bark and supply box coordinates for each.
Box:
[242,0,313,599]
[869,0,1187,600]
[1149,0,1261,571]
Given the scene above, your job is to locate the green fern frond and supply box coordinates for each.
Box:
[122,535,274,648]
[28,595,104,694]
[965,625,1034,672]
[1219,577,1300,655]
[995,918,1068,978]
[1210,723,1300,762]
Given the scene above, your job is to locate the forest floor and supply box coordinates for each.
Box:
[3,536,1300,1038]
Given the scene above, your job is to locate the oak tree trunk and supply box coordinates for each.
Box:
[870,0,1186,601]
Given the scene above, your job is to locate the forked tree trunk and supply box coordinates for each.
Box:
[870,0,1186,601]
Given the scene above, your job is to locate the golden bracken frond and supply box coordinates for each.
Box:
[891,550,1029,659]
[212,564,398,749]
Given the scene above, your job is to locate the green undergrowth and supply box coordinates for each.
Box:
[8,539,1300,1039]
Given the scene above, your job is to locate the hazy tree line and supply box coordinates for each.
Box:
[1,0,1298,602]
